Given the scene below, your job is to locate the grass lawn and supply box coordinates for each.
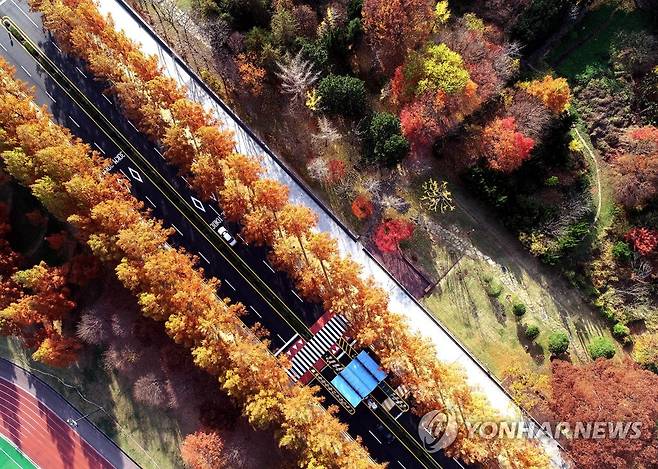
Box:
[423,254,619,378]
[547,4,652,81]
[400,162,621,379]
[0,338,184,469]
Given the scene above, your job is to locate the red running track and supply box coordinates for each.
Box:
[0,377,113,469]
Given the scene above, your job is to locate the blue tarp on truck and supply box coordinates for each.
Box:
[330,351,388,407]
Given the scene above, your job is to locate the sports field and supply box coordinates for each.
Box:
[0,436,36,469]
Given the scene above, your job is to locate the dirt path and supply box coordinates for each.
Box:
[574,126,602,223]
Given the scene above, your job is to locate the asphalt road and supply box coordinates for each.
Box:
[0,3,469,467]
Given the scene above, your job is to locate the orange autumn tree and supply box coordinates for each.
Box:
[520,75,571,115]
[1,261,79,366]
[0,58,378,468]
[28,1,551,464]
[180,431,228,469]
[481,116,535,173]
[362,0,435,70]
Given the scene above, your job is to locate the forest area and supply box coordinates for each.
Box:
[1,0,657,467]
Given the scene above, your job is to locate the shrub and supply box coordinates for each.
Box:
[612,241,632,261]
[525,324,540,341]
[612,323,631,343]
[297,37,329,70]
[632,333,658,373]
[364,112,409,166]
[484,279,503,298]
[317,74,367,117]
[513,302,527,317]
[588,336,616,360]
[545,176,559,186]
[548,331,570,355]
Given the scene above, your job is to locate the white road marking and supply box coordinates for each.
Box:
[262,260,275,273]
[127,120,138,131]
[145,195,156,207]
[19,65,31,77]
[119,168,128,179]
[171,224,183,236]
[276,334,285,343]
[45,91,56,103]
[68,115,80,127]
[368,431,382,445]
[50,40,62,53]
[291,290,303,302]
[209,205,221,217]
[397,461,408,469]
[199,252,210,264]
[237,234,246,244]
[93,142,104,154]
[275,333,299,356]
[0,0,8,7]
[153,146,164,157]
[224,279,235,291]
[102,94,112,104]
[0,42,7,52]
[249,305,262,318]
[452,458,466,469]
[11,0,39,30]
[75,66,87,78]
[394,411,403,420]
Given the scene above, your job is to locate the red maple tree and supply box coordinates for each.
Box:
[373,218,414,253]
[481,116,535,173]
[626,227,658,256]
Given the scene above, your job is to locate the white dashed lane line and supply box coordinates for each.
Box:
[249,305,262,318]
[67,115,80,128]
[144,195,156,207]
[171,224,183,236]
[368,430,382,445]
[198,252,210,264]
[10,0,39,30]
[19,64,31,77]
[262,260,275,273]
[224,279,235,291]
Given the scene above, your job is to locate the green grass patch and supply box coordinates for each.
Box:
[547,5,652,81]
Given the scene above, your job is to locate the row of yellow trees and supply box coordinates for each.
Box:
[0,58,380,468]
[30,0,550,465]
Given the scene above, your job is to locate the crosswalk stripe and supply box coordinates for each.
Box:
[288,314,348,381]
